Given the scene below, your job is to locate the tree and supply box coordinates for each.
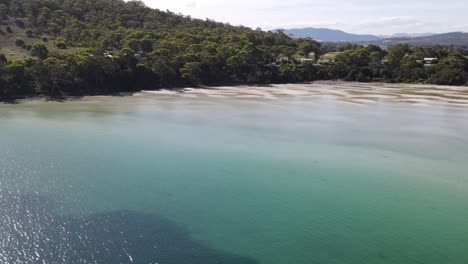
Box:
[25,28,34,38]
[298,39,321,60]
[180,62,201,85]
[397,55,424,81]
[54,38,67,49]
[37,7,52,30]
[118,47,138,70]
[428,53,468,85]
[429,68,466,85]
[32,57,75,96]
[0,53,7,67]
[386,44,411,69]
[274,45,295,62]
[366,45,386,63]
[1,60,35,97]
[147,51,177,87]
[336,48,370,68]
[15,37,25,47]
[278,63,302,83]
[31,42,49,60]
[123,38,140,52]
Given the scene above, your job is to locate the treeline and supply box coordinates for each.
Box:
[0,0,467,99]
[318,44,468,85]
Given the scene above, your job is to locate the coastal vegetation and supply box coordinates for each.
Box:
[0,0,468,99]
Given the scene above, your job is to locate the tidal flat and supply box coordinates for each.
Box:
[139,81,468,105]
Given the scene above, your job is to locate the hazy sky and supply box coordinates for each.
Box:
[141,0,468,35]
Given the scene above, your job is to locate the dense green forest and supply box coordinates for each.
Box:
[0,0,468,99]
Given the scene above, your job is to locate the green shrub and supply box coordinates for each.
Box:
[15,37,25,47]
[31,42,49,59]
[54,38,67,49]
[25,28,34,38]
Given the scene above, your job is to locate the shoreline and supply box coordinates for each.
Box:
[3,81,468,106]
[139,81,468,105]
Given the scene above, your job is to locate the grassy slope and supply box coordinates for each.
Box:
[0,17,84,60]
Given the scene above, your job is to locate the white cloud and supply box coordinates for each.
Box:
[140,0,468,34]
[185,1,197,9]
[452,24,468,32]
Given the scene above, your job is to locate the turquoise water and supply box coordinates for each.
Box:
[1,93,468,263]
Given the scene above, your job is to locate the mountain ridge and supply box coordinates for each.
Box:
[367,32,468,46]
[277,27,380,42]
[278,27,468,46]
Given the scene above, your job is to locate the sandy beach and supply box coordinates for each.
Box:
[137,81,468,106]
[12,81,468,107]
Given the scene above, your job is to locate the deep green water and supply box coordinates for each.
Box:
[1,93,468,264]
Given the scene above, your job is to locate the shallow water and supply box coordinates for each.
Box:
[1,84,468,264]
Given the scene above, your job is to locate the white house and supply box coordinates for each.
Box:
[422,57,438,67]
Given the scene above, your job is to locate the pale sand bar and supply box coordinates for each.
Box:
[139,81,468,106]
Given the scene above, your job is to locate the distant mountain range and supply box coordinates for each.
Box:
[368,32,468,47]
[378,33,436,38]
[277,28,380,42]
[277,27,468,46]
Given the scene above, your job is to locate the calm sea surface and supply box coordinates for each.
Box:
[1,87,468,264]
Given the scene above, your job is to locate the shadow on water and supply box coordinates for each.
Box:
[0,193,259,264]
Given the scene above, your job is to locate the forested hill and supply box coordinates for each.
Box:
[0,0,468,100]
[0,0,325,97]
[1,0,282,48]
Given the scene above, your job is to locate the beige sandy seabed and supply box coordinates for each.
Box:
[136,81,468,106]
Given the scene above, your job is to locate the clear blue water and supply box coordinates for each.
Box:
[1,92,468,264]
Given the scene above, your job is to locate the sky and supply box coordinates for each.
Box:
[140,0,468,35]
